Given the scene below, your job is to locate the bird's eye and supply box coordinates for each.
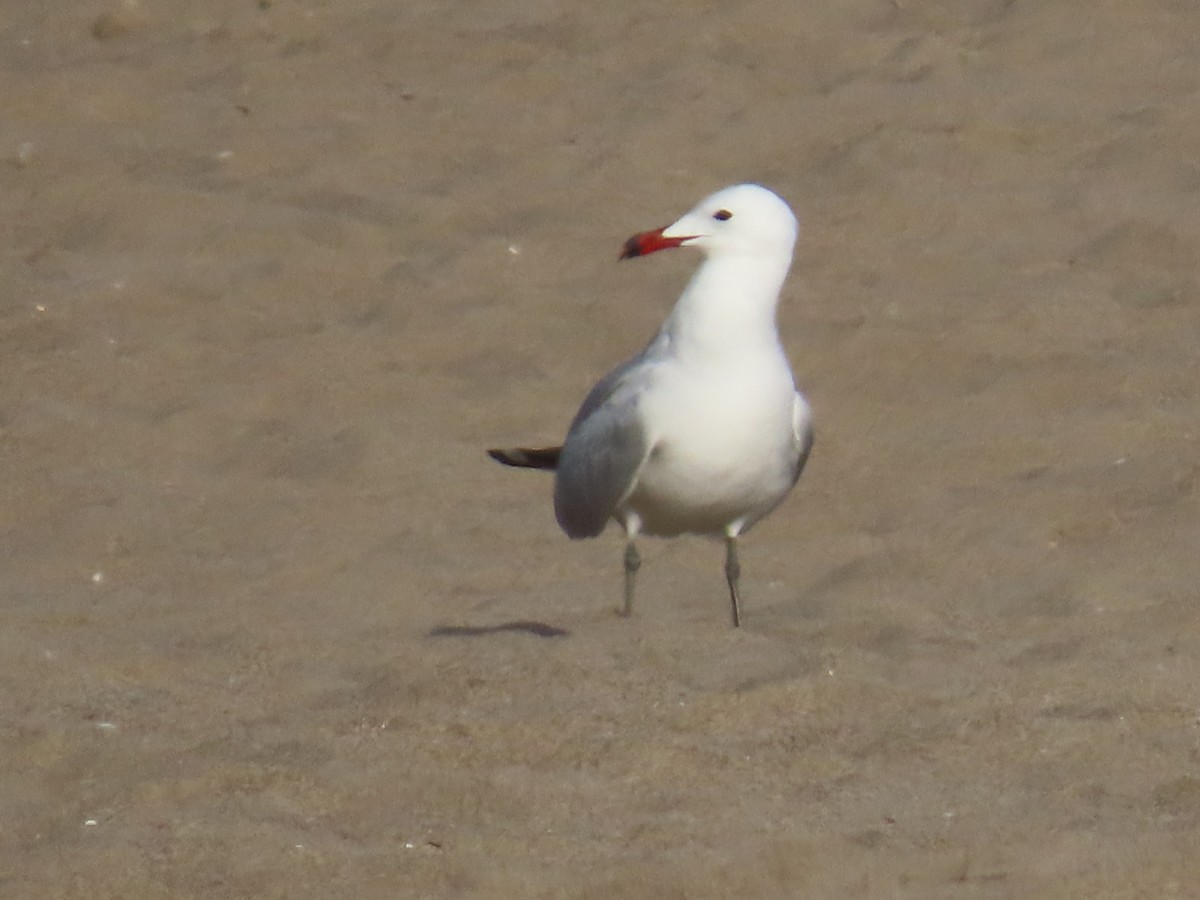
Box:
[713,209,733,221]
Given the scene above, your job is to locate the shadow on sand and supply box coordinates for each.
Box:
[428,620,569,639]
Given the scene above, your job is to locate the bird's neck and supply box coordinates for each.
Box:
[662,253,792,360]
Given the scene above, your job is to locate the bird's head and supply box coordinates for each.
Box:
[619,184,798,262]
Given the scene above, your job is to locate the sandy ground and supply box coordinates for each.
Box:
[2,0,1199,896]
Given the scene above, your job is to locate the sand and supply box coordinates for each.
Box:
[2,0,1199,896]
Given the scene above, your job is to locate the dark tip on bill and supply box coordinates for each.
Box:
[619,235,646,260]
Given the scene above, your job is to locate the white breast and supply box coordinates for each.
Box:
[622,355,800,537]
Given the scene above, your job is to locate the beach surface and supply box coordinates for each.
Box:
[3,1,1199,896]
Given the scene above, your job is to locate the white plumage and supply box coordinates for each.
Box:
[490,183,813,626]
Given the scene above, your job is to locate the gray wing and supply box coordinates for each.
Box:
[791,391,815,485]
[553,362,652,539]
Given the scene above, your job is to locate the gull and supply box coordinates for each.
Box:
[488,184,813,627]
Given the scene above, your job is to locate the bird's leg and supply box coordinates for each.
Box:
[724,536,742,627]
[623,540,641,617]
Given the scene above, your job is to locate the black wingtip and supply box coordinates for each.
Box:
[487,446,561,470]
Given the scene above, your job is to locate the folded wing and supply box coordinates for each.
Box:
[553,364,652,539]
